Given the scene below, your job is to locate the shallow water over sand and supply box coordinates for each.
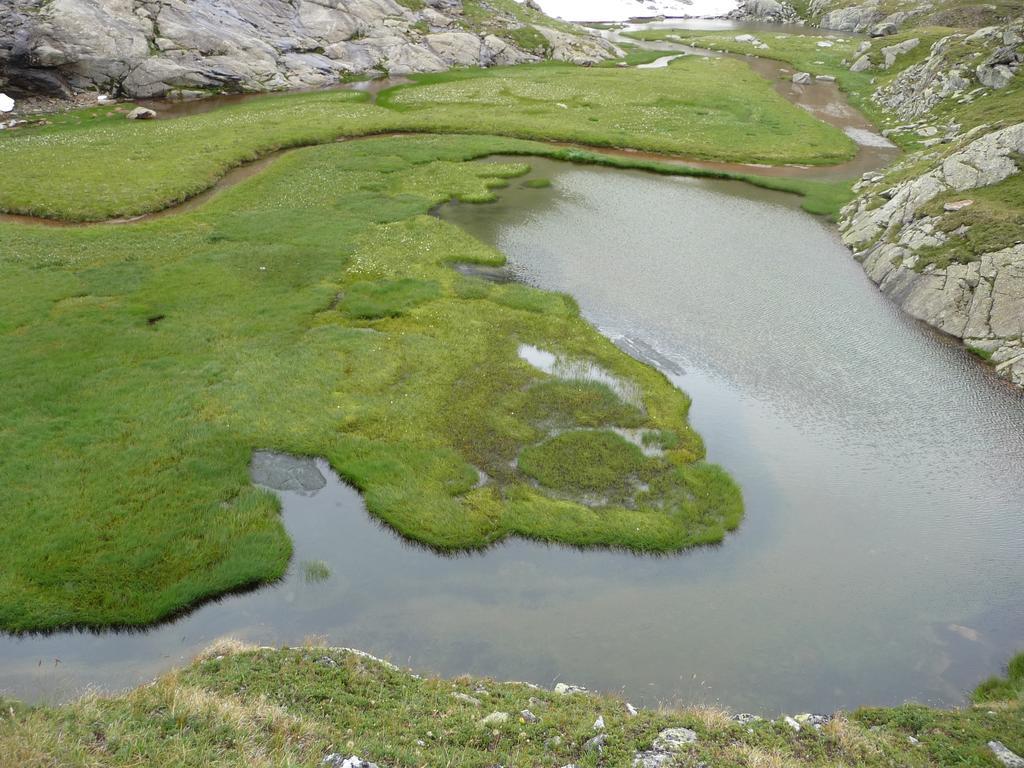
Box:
[2,160,1021,715]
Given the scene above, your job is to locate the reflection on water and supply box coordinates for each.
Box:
[518,343,644,408]
[3,161,1022,717]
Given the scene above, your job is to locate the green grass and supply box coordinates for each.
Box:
[912,167,1024,269]
[519,430,649,496]
[974,652,1024,704]
[626,27,948,143]
[0,134,748,632]
[503,25,551,54]
[338,278,442,319]
[378,61,857,166]
[2,644,1022,767]
[0,60,857,222]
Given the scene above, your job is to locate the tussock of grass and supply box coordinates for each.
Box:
[2,645,1022,767]
[519,429,648,496]
[338,278,442,319]
[301,560,331,583]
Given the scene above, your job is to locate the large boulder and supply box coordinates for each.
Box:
[881,37,919,69]
[819,3,881,32]
[0,0,617,98]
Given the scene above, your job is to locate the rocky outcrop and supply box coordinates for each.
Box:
[727,0,799,25]
[0,0,616,99]
[815,1,882,33]
[871,20,1022,119]
[840,123,1024,387]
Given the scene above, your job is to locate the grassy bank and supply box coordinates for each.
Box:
[1,643,1021,766]
[0,58,857,222]
[0,134,746,632]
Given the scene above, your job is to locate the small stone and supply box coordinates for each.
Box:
[632,728,698,767]
[908,735,920,745]
[616,61,629,68]
[0,94,15,113]
[554,682,588,695]
[584,733,606,753]
[784,715,801,731]
[850,55,871,72]
[452,692,482,706]
[944,199,974,212]
[126,106,157,120]
[477,711,509,728]
[816,40,834,48]
[416,739,426,747]
[732,713,762,725]
[734,34,756,43]
[792,71,812,85]
[322,757,379,768]
[816,74,836,82]
[625,702,638,716]
[593,715,605,730]
[990,741,1024,768]
[520,709,539,723]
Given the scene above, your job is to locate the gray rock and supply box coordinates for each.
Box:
[881,37,919,69]
[478,711,509,727]
[732,713,763,725]
[792,71,812,84]
[0,93,13,111]
[583,733,606,753]
[1,0,616,98]
[840,121,1024,389]
[819,4,880,33]
[990,741,1024,768]
[452,692,482,706]
[850,54,871,72]
[978,63,1014,88]
[554,682,588,695]
[870,22,898,37]
[944,199,974,211]
[520,709,539,723]
[729,0,798,23]
[322,757,380,768]
[250,451,326,493]
[633,728,698,768]
[125,105,156,120]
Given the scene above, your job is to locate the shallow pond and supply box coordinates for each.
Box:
[2,160,1022,716]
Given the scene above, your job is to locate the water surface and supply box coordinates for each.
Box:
[2,160,1022,716]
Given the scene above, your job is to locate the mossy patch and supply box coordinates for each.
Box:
[338,278,441,319]
[519,429,649,495]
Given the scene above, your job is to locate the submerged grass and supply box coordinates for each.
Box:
[0,134,744,632]
[1,645,1021,767]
